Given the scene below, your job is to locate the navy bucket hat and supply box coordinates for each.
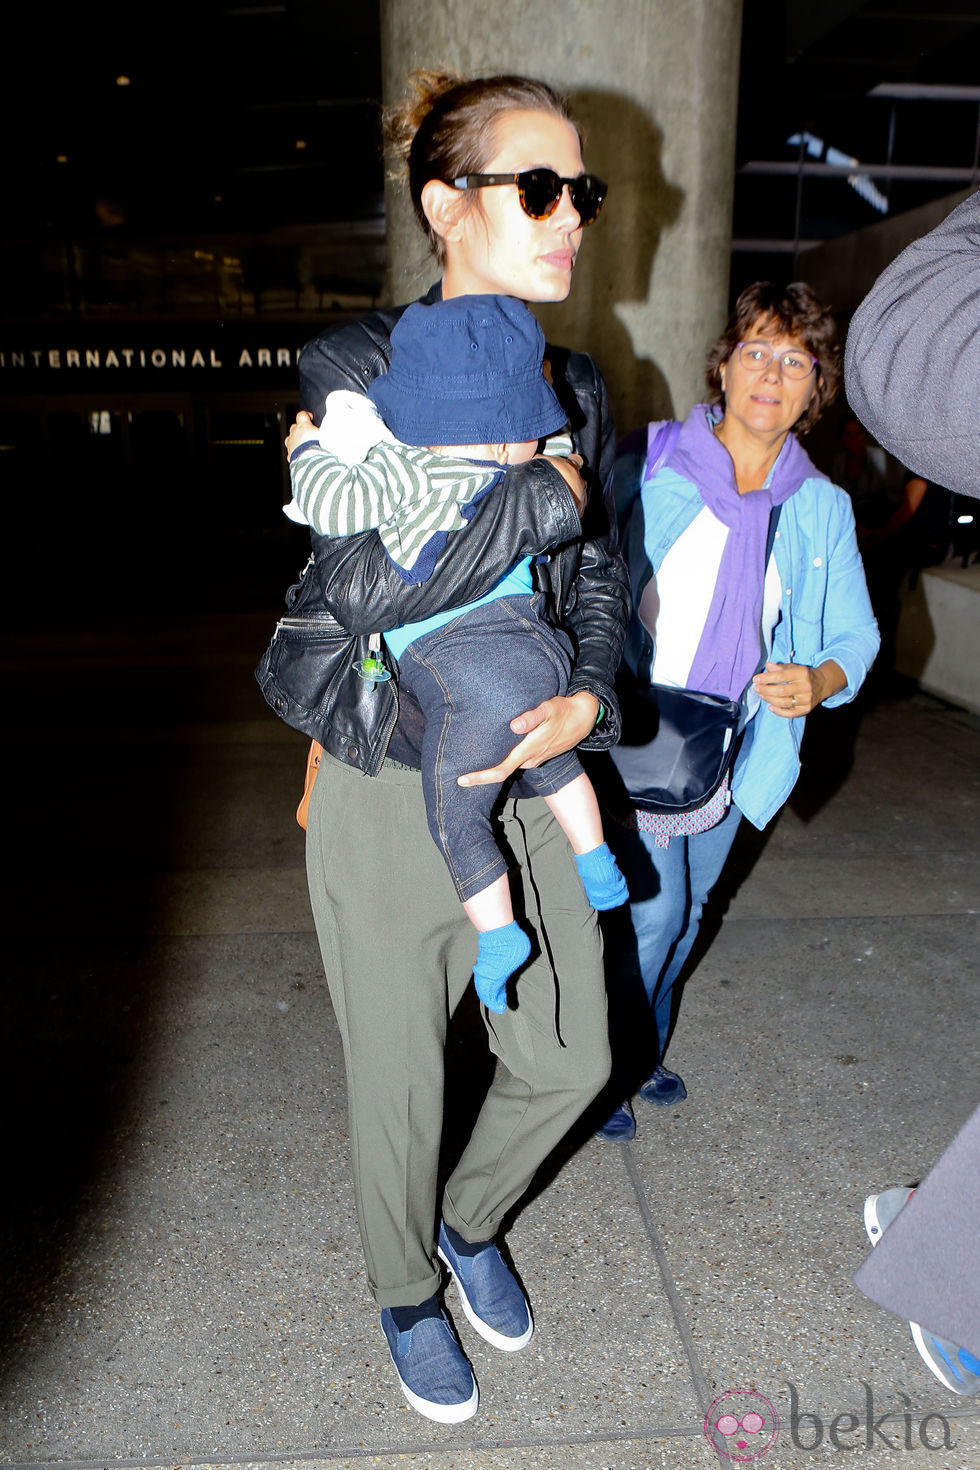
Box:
[367,294,567,447]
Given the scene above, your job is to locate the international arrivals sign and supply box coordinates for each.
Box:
[0,322,339,391]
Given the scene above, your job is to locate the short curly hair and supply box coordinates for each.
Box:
[705,281,841,436]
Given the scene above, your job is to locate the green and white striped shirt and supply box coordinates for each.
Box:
[287,391,571,580]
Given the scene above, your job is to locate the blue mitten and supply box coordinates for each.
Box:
[473,922,532,1013]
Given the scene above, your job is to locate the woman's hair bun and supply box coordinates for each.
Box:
[382,68,464,172]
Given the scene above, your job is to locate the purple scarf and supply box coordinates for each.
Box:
[665,405,823,700]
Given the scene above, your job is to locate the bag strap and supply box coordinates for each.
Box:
[765,500,782,563]
[747,501,784,695]
[296,740,323,831]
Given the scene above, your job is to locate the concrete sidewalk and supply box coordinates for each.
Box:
[2,610,979,1470]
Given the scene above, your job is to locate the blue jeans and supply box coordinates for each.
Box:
[397,595,583,902]
[605,800,742,1069]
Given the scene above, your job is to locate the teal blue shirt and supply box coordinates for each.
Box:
[383,557,534,661]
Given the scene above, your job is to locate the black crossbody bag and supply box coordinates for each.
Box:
[608,679,743,814]
[609,422,781,813]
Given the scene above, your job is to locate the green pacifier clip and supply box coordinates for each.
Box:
[354,632,392,687]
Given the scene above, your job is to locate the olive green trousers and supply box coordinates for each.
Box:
[305,752,611,1308]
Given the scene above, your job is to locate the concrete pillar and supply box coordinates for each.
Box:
[380,0,742,434]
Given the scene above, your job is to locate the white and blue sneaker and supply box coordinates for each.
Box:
[437,1221,533,1351]
[863,1187,914,1242]
[909,1323,980,1394]
[864,1188,980,1396]
[380,1305,478,1422]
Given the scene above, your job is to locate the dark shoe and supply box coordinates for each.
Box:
[596,1099,636,1141]
[437,1221,533,1351]
[637,1065,687,1107]
[380,1306,478,1422]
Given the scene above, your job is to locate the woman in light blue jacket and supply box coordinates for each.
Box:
[598,282,880,1140]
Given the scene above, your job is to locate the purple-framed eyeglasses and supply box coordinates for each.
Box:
[735,340,819,380]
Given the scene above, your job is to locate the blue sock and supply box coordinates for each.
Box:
[443,1222,491,1258]
[473,921,531,1013]
[575,842,629,910]
[389,1294,441,1331]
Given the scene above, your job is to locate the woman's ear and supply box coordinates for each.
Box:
[420,179,468,244]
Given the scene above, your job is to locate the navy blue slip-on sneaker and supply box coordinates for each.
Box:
[437,1222,533,1351]
[637,1065,688,1106]
[596,1099,636,1141]
[380,1307,478,1422]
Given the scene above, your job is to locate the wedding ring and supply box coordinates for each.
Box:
[791,695,798,707]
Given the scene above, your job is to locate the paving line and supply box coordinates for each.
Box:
[6,1405,979,1469]
[0,1421,709,1470]
[618,1143,729,1466]
[6,1406,980,1470]
[620,1145,714,1418]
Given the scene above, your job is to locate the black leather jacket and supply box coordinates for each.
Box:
[256,285,629,776]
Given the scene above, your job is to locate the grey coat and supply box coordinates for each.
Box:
[844,187,979,498]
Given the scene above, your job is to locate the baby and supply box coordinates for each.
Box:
[285,294,626,1012]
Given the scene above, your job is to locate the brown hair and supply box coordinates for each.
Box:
[705,281,841,436]
[383,70,581,264]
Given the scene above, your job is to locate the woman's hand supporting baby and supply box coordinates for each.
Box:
[458,689,600,786]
